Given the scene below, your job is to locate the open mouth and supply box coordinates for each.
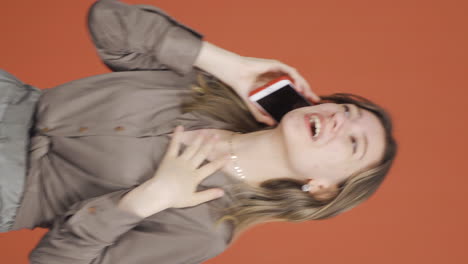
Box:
[304,113,323,140]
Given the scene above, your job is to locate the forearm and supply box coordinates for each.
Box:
[194,41,243,85]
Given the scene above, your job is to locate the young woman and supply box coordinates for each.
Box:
[0,0,397,263]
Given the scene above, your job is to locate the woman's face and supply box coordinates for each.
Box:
[279,103,386,188]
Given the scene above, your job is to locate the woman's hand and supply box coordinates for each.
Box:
[118,125,229,218]
[228,56,321,126]
[194,41,321,126]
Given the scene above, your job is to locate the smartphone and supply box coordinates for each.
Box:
[248,76,313,123]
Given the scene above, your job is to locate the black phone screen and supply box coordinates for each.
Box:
[256,84,313,122]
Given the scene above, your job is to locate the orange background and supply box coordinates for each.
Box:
[1,0,467,263]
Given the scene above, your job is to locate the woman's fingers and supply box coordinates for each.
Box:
[191,188,225,207]
[236,84,276,126]
[244,97,277,126]
[271,61,320,103]
[292,72,318,102]
[191,133,219,167]
[180,130,205,160]
[158,126,231,209]
[197,154,230,183]
[166,125,184,157]
[180,131,219,167]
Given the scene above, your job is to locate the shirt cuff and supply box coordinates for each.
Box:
[61,189,144,244]
[157,24,204,76]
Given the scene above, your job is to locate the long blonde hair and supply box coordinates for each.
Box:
[181,71,398,239]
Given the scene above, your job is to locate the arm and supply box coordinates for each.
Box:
[29,189,145,263]
[87,0,319,126]
[194,41,244,91]
[87,0,203,75]
[29,189,223,264]
[193,41,320,126]
[29,126,227,264]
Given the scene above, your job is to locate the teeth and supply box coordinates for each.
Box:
[309,116,321,137]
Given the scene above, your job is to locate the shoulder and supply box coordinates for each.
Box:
[195,224,231,261]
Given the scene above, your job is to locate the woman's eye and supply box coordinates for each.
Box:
[343,104,351,117]
[350,136,358,154]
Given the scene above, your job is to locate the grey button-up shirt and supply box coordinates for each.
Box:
[11,0,241,263]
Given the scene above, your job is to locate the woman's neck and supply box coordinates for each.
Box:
[202,128,301,187]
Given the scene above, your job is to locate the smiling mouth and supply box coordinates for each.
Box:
[304,113,324,141]
[310,116,321,137]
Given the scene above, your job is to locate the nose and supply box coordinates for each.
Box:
[330,111,347,134]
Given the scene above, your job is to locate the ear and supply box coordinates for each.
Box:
[305,178,339,201]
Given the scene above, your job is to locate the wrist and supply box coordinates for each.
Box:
[117,180,172,218]
[194,41,243,86]
[117,196,147,218]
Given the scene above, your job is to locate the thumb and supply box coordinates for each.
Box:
[192,188,225,205]
[256,108,277,126]
[257,113,276,126]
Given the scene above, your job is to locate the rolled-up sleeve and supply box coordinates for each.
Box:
[29,189,144,263]
[87,0,204,75]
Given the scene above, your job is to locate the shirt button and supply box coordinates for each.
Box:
[41,127,49,132]
[79,127,88,132]
[114,126,125,131]
[88,207,97,214]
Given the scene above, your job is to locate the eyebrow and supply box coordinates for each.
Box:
[356,106,368,161]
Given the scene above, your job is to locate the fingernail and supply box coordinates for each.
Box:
[217,190,225,197]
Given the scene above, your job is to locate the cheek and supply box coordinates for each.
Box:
[308,143,350,168]
[287,143,346,176]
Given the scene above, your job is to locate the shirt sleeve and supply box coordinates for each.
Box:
[87,0,204,75]
[28,189,227,264]
[29,189,144,263]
